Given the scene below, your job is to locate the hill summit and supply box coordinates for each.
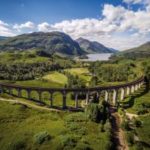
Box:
[76,37,117,54]
[0,32,85,56]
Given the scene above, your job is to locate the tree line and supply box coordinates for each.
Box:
[88,61,137,84]
[0,62,64,81]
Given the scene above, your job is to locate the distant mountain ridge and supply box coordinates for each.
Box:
[0,32,85,56]
[120,41,150,59]
[76,37,117,54]
[0,36,8,41]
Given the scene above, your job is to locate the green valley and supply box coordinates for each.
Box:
[0,31,149,150]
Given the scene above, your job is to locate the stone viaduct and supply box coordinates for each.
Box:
[0,76,145,110]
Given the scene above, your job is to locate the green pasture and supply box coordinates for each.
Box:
[0,100,111,150]
[64,68,92,83]
[0,51,49,64]
[42,71,68,85]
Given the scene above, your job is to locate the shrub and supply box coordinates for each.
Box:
[121,120,131,131]
[137,109,149,115]
[100,124,105,132]
[134,119,142,127]
[134,142,144,150]
[17,104,28,111]
[118,108,125,116]
[57,134,78,150]
[126,132,135,146]
[85,103,100,122]
[8,140,26,150]
[33,131,51,144]
[142,102,150,108]
[104,141,112,150]
[65,113,87,123]
[102,121,111,132]
[75,143,93,150]
[66,122,87,135]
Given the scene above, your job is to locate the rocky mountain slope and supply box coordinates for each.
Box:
[0,32,85,56]
[76,37,117,54]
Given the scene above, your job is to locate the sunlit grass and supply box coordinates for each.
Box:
[0,100,111,150]
[42,71,68,85]
[64,67,92,84]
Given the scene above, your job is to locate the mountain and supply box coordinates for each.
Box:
[0,32,85,56]
[120,41,150,59]
[76,37,117,54]
[0,36,8,41]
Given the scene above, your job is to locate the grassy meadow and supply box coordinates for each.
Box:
[42,71,68,85]
[0,51,49,64]
[64,68,92,84]
[0,50,150,150]
[0,100,111,150]
[120,84,150,150]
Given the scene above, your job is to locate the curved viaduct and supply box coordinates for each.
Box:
[0,76,145,110]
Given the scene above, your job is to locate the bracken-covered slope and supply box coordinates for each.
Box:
[76,37,117,54]
[121,41,150,59]
[0,32,86,56]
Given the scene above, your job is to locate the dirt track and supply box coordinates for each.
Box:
[110,107,129,150]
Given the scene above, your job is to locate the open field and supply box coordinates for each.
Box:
[64,68,92,83]
[0,51,49,64]
[65,68,89,75]
[42,71,68,85]
[0,100,111,150]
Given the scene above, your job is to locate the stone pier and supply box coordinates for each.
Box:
[113,89,118,105]
[126,87,130,96]
[131,86,135,93]
[75,92,78,108]
[86,92,89,105]
[105,91,109,101]
[120,88,125,100]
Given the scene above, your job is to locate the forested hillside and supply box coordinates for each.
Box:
[0,32,85,56]
[0,51,75,81]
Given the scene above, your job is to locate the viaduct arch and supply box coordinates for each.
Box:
[0,76,145,110]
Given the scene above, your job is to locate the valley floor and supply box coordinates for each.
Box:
[0,96,111,150]
[0,84,149,150]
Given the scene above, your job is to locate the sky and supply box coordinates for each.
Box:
[0,0,150,50]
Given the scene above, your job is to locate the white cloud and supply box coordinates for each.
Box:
[38,22,55,32]
[35,4,150,50]
[0,20,15,36]
[0,2,150,50]
[123,0,150,6]
[13,21,35,31]
[123,0,142,4]
[102,4,126,22]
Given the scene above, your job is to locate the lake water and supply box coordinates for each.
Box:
[85,53,112,61]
